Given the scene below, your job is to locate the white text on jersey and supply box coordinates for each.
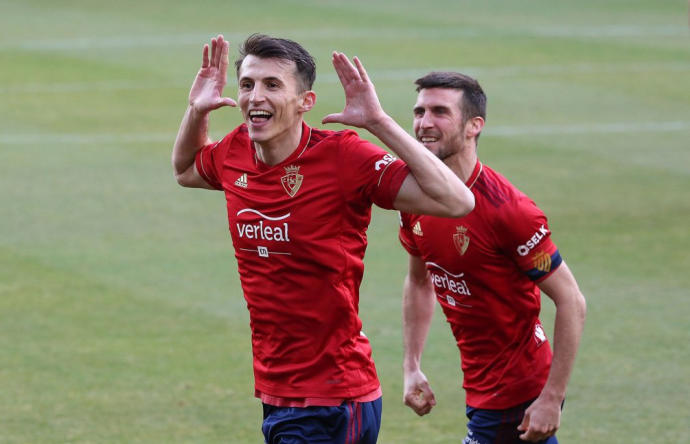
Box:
[516,224,549,256]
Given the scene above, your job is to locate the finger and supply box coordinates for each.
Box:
[322,113,344,125]
[210,37,218,68]
[333,52,359,83]
[331,52,351,87]
[419,381,436,402]
[517,411,529,432]
[219,97,237,107]
[352,56,370,83]
[219,38,230,76]
[201,44,210,69]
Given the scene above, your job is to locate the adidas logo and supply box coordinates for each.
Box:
[413,221,423,236]
[234,173,248,188]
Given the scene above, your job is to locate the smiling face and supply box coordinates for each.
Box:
[237,55,314,151]
[413,87,469,161]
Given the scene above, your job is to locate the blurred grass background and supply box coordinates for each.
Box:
[1,0,689,442]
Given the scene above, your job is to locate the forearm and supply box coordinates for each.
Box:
[402,275,436,372]
[172,105,212,180]
[541,290,586,401]
[368,115,474,217]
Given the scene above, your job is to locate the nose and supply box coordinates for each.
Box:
[249,84,265,103]
[417,111,434,130]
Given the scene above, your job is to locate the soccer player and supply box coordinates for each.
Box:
[399,72,586,443]
[172,34,475,443]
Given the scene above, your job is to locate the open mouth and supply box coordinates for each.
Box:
[248,110,273,123]
[419,136,439,144]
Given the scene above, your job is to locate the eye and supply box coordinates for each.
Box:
[267,81,280,89]
[239,81,253,90]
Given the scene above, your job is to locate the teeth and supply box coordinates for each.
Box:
[420,137,438,143]
[249,110,272,118]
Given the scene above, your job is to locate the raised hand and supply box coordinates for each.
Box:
[403,368,437,416]
[189,34,237,114]
[322,52,386,130]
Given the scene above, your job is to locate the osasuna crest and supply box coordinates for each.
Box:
[453,225,470,255]
[281,165,303,198]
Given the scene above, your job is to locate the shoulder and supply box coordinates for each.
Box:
[308,127,362,149]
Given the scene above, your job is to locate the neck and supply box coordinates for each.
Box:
[254,122,304,166]
[444,143,478,183]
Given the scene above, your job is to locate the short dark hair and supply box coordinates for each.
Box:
[415,72,487,124]
[235,34,316,92]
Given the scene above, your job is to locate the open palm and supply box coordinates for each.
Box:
[189,34,236,113]
[322,52,385,130]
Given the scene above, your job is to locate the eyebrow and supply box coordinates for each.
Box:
[239,76,284,83]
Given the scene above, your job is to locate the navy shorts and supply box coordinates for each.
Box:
[463,399,559,444]
[262,397,382,444]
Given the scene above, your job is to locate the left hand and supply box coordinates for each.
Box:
[517,395,561,442]
[322,52,386,130]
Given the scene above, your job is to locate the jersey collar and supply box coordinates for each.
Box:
[465,159,483,189]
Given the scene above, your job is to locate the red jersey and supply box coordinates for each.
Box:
[195,122,409,400]
[399,161,562,409]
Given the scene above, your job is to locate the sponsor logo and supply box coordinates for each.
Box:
[426,262,472,307]
[532,250,552,273]
[280,165,303,197]
[516,224,549,256]
[453,225,470,255]
[234,173,248,188]
[235,209,292,258]
[412,221,423,236]
[374,153,396,171]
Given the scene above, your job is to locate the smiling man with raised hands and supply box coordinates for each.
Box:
[171,34,474,443]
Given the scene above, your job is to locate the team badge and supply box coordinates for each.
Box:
[453,225,470,255]
[281,165,303,197]
[532,251,552,273]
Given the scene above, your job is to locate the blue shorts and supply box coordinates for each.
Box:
[464,399,559,444]
[262,397,382,444]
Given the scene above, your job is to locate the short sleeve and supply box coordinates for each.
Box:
[498,196,562,282]
[194,140,224,190]
[338,130,410,209]
[398,212,422,256]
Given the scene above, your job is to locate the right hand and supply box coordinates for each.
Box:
[189,34,237,113]
[403,368,436,416]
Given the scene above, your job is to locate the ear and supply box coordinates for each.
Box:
[298,90,316,113]
[465,116,485,139]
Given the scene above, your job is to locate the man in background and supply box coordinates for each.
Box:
[399,72,586,443]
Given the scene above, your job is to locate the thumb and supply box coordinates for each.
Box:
[517,410,530,432]
[322,113,344,125]
[217,97,237,108]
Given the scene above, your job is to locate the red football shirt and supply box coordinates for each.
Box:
[195,121,409,400]
[399,161,562,409]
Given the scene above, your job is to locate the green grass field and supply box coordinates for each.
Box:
[1,0,689,442]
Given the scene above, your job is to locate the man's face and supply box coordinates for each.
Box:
[237,55,307,146]
[413,88,467,160]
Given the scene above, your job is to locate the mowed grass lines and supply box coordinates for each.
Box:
[1,0,689,442]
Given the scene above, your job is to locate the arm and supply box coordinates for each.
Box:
[402,254,437,416]
[322,53,474,218]
[172,34,236,188]
[518,261,586,442]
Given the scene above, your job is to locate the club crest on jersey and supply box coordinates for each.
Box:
[532,250,552,273]
[453,225,470,255]
[281,165,303,198]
